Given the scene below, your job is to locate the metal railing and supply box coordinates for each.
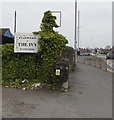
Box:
[78,55,110,72]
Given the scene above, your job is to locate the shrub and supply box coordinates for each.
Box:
[2,44,40,85]
[2,10,68,88]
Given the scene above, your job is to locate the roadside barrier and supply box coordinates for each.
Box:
[78,55,114,73]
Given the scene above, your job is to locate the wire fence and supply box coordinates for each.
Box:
[77,55,109,71]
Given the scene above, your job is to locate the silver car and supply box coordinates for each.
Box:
[106,51,114,59]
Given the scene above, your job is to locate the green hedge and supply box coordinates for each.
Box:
[2,11,68,89]
[2,44,42,85]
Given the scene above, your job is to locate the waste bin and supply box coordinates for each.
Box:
[54,63,69,82]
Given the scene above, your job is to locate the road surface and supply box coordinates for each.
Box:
[2,62,112,118]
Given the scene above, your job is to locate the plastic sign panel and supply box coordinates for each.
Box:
[14,33,39,53]
[55,69,61,76]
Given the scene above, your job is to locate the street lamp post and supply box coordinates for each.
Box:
[74,0,77,65]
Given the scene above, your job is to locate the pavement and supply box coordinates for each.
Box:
[2,62,112,118]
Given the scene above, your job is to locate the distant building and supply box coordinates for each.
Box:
[0,28,14,44]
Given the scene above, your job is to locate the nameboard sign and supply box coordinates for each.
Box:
[14,33,39,53]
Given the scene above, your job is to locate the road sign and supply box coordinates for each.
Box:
[52,11,61,27]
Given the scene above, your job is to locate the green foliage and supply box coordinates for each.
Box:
[40,11,58,32]
[2,10,68,88]
[2,44,40,85]
[35,10,68,83]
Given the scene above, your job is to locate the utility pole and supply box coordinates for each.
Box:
[78,10,80,49]
[74,0,77,65]
[14,11,16,33]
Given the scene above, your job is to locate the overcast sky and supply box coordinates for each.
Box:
[1,0,113,48]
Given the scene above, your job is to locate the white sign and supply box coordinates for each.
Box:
[14,33,39,53]
[55,69,60,76]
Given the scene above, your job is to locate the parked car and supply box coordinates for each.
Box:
[80,53,90,56]
[90,53,96,56]
[106,51,114,59]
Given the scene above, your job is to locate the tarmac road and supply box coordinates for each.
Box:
[2,62,112,118]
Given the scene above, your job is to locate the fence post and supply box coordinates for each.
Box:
[99,58,101,69]
[84,56,85,64]
[94,56,96,67]
[89,55,90,65]
[17,53,20,79]
[105,60,107,71]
